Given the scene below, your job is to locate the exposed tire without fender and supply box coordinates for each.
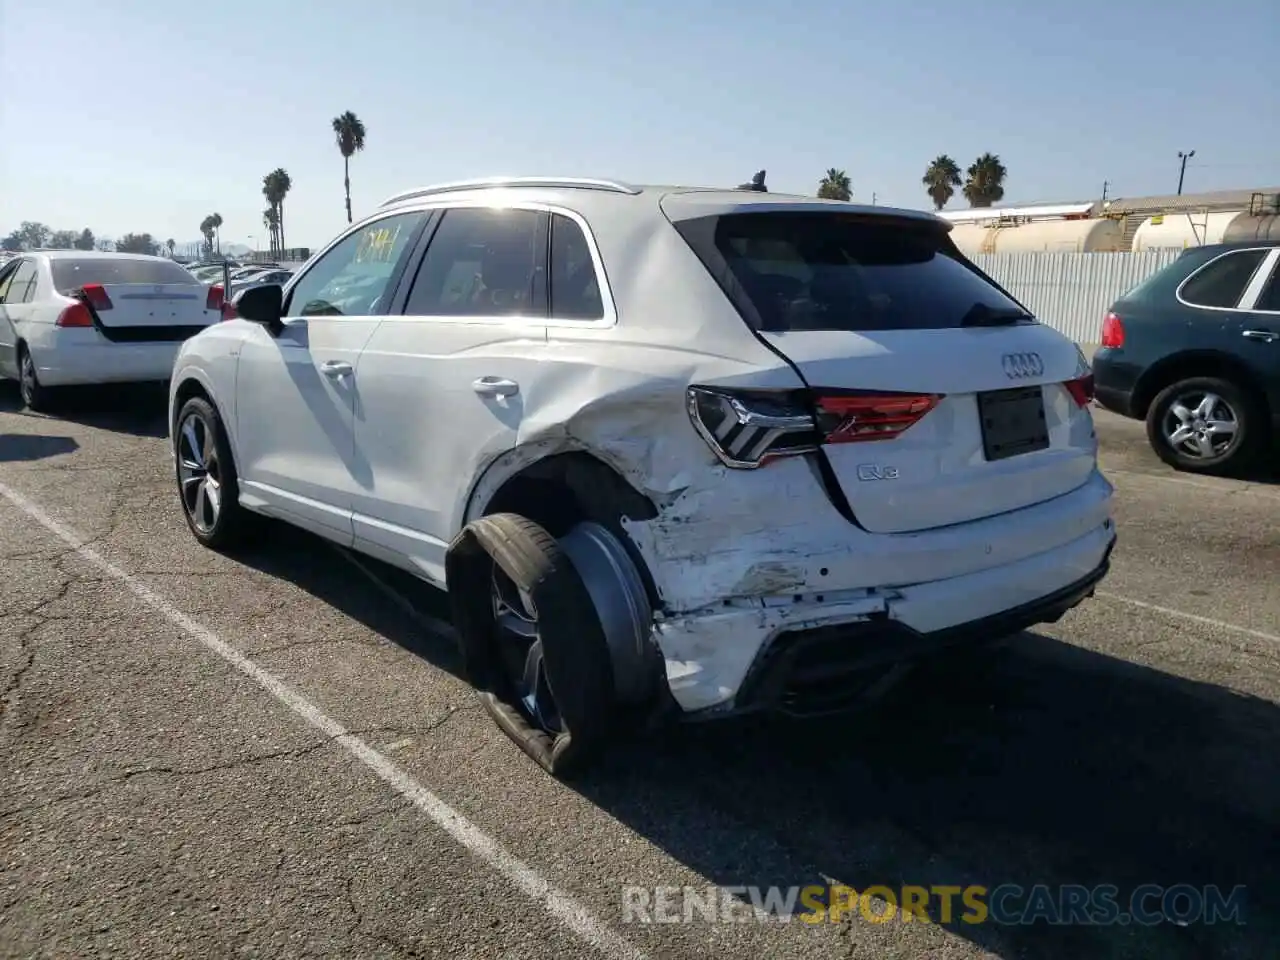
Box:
[446,513,655,777]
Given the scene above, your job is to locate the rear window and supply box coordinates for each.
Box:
[51,258,197,293]
[675,213,1030,333]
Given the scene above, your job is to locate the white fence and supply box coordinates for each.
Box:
[970,251,1181,346]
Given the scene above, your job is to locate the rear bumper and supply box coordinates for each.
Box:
[1091,348,1140,418]
[649,514,1117,715]
[736,537,1114,716]
[24,326,184,386]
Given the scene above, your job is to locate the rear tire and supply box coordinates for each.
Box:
[17,344,56,413]
[1145,376,1262,475]
[445,513,633,778]
[174,396,255,549]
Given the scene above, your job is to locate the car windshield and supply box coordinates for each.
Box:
[678,212,1032,333]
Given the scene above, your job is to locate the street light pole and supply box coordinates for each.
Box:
[1177,150,1196,196]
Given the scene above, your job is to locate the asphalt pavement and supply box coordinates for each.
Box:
[1,385,1277,960]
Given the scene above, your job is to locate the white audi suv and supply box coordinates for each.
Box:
[168,176,1116,775]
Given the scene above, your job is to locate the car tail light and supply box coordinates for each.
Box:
[207,284,224,312]
[1101,311,1124,348]
[55,302,94,328]
[1064,373,1095,408]
[79,283,113,311]
[687,386,941,469]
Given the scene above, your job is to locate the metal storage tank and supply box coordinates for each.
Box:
[1221,214,1280,243]
[947,219,1123,254]
[1131,211,1246,250]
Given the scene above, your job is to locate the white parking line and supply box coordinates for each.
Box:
[0,480,644,960]
[1096,591,1280,645]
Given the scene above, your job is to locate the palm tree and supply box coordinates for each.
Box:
[332,111,366,224]
[817,169,852,201]
[166,238,176,258]
[962,153,1008,208]
[921,155,963,210]
[263,207,280,256]
[210,212,224,254]
[262,168,292,252]
[199,216,215,257]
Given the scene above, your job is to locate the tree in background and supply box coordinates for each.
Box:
[921,155,962,210]
[199,216,216,257]
[817,168,852,201]
[262,168,292,252]
[48,230,78,249]
[332,111,367,225]
[114,233,159,255]
[263,206,280,256]
[75,228,96,250]
[962,153,1008,208]
[210,212,223,254]
[737,170,768,192]
[166,238,176,257]
[3,221,52,250]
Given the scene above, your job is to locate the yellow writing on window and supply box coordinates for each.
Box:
[355,224,403,264]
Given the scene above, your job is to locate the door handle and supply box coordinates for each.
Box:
[472,377,519,398]
[321,360,354,378]
[1242,329,1279,343]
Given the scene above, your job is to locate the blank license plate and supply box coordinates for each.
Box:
[977,386,1049,461]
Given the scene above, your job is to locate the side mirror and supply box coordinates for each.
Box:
[233,283,285,335]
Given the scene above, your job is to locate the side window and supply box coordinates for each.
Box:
[0,264,17,303]
[1180,250,1268,309]
[549,214,605,320]
[1254,262,1280,312]
[8,261,38,304]
[403,208,546,319]
[283,212,425,318]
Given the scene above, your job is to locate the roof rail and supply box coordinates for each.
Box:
[379,177,642,208]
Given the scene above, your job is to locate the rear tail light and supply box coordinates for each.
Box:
[1064,373,1095,408]
[207,284,224,312]
[687,386,941,469]
[1101,311,1125,348]
[55,302,94,328]
[79,283,113,311]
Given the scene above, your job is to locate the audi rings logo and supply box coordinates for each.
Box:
[1001,352,1044,379]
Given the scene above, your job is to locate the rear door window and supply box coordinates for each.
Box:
[1179,249,1269,309]
[8,261,38,303]
[1251,259,1280,311]
[51,258,198,292]
[674,212,1028,333]
[403,208,547,319]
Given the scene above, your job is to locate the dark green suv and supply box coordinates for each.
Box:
[1092,241,1280,473]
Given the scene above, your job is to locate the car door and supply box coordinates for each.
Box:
[351,205,551,584]
[1234,247,1280,414]
[0,260,20,378]
[233,210,429,545]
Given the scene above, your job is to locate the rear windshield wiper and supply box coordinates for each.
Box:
[959,303,1035,327]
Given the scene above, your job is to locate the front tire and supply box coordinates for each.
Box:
[1145,376,1262,474]
[17,344,56,413]
[174,396,254,549]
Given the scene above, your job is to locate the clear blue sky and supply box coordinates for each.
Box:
[3,0,1277,251]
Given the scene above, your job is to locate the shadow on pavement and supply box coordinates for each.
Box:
[0,381,169,439]
[0,433,78,463]
[212,521,1278,959]
[581,635,1280,959]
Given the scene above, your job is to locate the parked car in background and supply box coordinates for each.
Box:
[0,251,224,411]
[1093,240,1280,473]
[229,268,294,295]
[168,177,1114,776]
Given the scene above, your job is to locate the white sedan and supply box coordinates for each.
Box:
[0,251,223,411]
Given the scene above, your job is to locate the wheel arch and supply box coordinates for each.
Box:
[170,369,242,469]
[1131,350,1271,421]
[462,444,664,609]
